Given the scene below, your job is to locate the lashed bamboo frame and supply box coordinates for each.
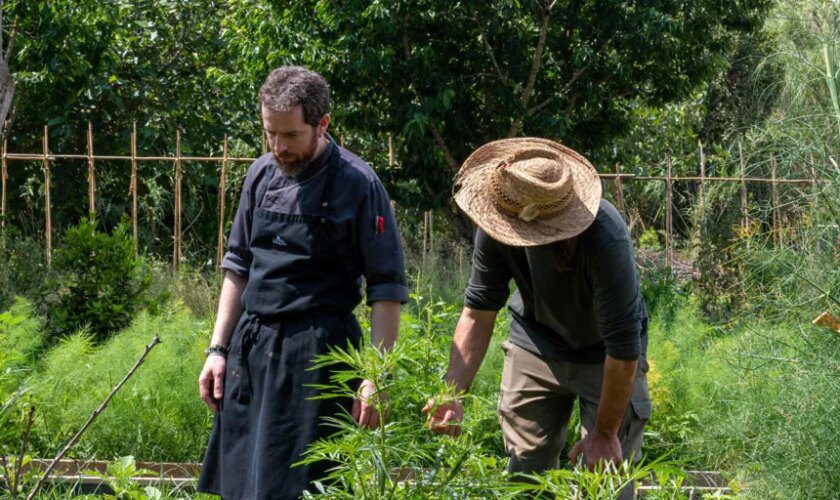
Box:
[86,122,95,215]
[0,126,827,272]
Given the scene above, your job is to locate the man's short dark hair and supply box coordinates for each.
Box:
[259,66,330,127]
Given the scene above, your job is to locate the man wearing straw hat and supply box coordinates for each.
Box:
[424,138,650,496]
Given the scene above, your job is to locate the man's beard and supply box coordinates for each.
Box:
[274,133,319,176]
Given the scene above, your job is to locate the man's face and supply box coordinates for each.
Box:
[261,105,327,174]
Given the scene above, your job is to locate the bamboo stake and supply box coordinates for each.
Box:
[771,154,780,247]
[739,142,748,230]
[613,163,626,221]
[388,135,397,213]
[217,135,228,271]
[130,122,138,255]
[1,136,7,229]
[86,122,96,215]
[698,141,706,228]
[262,130,268,154]
[11,406,35,497]
[428,210,434,268]
[422,211,429,270]
[340,135,345,148]
[173,130,182,272]
[388,134,395,166]
[665,157,673,270]
[810,162,818,229]
[25,336,162,500]
[43,125,51,268]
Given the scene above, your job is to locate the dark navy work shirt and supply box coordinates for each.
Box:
[465,200,647,362]
[221,137,410,307]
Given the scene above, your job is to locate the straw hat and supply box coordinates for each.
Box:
[453,137,602,246]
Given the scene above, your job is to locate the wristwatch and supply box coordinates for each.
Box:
[204,344,230,358]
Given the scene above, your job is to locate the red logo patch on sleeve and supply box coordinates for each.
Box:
[376,216,385,234]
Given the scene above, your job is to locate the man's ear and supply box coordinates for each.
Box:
[318,113,331,136]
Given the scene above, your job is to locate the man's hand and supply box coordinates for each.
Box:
[353,379,390,429]
[421,398,464,436]
[198,355,227,413]
[568,429,623,470]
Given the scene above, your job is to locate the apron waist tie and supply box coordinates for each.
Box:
[233,314,261,405]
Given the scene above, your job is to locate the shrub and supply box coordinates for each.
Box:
[0,229,50,311]
[39,217,154,342]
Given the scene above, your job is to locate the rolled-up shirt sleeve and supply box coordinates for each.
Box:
[220,163,260,277]
[356,178,409,304]
[464,229,513,311]
[590,239,645,360]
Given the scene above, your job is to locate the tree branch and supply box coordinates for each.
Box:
[471,8,510,86]
[4,21,16,63]
[507,5,552,137]
[25,336,162,500]
[428,122,459,174]
[402,28,459,175]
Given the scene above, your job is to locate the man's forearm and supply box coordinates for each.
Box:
[370,300,400,351]
[444,308,497,393]
[593,355,638,437]
[210,271,247,347]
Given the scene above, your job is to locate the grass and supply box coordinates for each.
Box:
[643,293,840,499]
[26,302,213,463]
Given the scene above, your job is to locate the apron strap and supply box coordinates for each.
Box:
[255,162,278,209]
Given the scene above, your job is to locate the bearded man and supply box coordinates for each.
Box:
[197,66,408,499]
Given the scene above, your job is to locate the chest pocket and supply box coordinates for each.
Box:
[253,208,337,259]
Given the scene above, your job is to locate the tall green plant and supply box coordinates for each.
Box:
[300,296,685,499]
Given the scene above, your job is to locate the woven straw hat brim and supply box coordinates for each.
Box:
[454,137,602,247]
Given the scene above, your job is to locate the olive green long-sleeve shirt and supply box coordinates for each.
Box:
[465,200,648,363]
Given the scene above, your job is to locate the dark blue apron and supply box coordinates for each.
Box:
[198,155,362,500]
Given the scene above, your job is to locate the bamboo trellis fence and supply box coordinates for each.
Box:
[0,124,828,272]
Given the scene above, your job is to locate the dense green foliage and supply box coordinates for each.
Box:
[0,230,49,311]
[39,217,154,341]
[267,0,769,202]
[1,0,773,250]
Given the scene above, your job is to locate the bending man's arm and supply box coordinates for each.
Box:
[444,307,498,392]
[198,271,247,413]
[423,307,498,435]
[569,356,638,468]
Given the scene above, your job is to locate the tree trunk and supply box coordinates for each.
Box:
[0,57,14,128]
[441,200,475,245]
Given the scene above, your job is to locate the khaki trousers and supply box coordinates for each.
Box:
[498,341,651,497]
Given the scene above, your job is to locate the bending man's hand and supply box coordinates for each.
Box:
[353,379,390,429]
[568,429,623,470]
[422,398,464,436]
